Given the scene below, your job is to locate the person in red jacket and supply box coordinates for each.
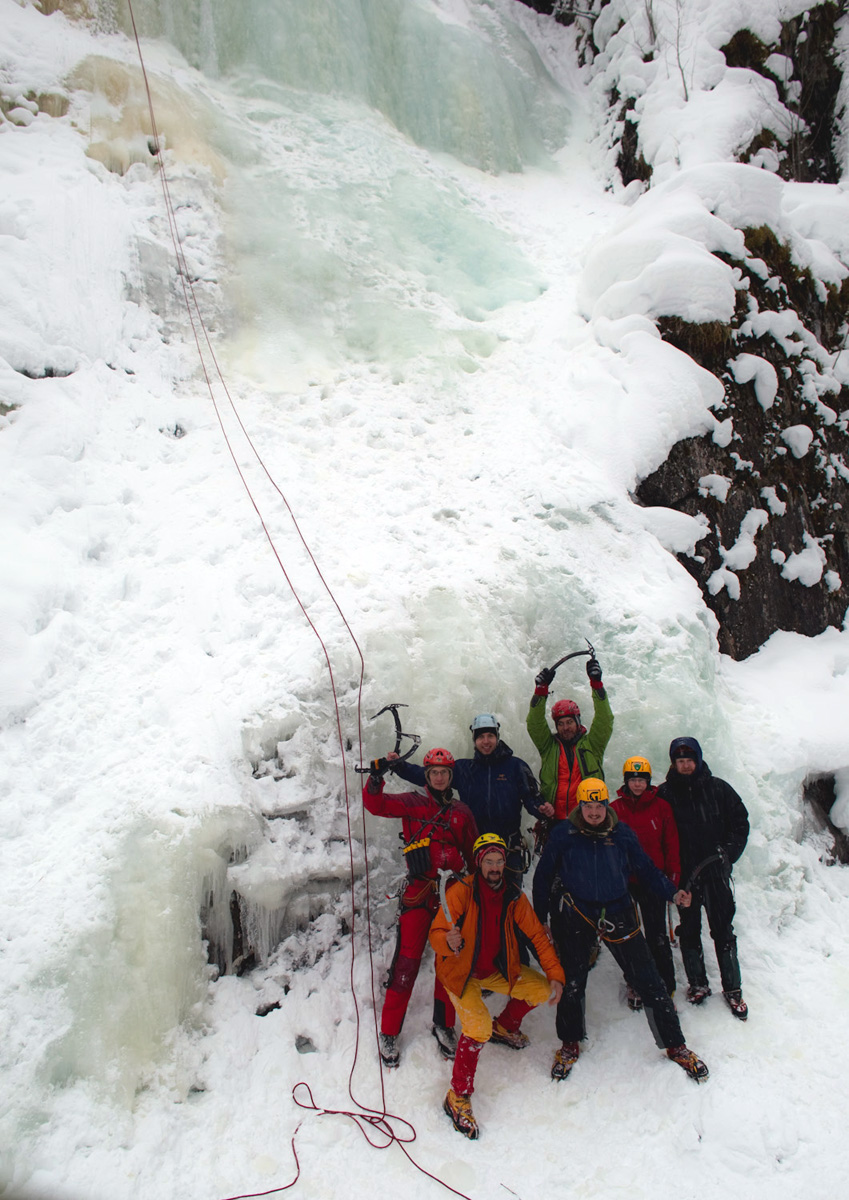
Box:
[429,833,564,1139]
[363,748,478,1069]
[611,755,680,1006]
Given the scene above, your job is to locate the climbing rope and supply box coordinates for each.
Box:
[124,4,474,1197]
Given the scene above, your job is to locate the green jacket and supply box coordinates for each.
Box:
[526,688,614,809]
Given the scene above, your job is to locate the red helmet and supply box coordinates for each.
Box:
[551,699,581,723]
[423,747,455,770]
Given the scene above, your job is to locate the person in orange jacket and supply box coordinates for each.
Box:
[429,833,565,1139]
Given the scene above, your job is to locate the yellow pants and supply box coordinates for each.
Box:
[448,966,552,1044]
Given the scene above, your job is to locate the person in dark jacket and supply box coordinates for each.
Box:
[533,778,708,1084]
[389,713,542,875]
[611,755,680,1004]
[363,748,478,1068]
[657,737,750,1020]
[430,833,565,1139]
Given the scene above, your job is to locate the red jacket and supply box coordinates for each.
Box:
[363,781,478,902]
[611,784,680,885]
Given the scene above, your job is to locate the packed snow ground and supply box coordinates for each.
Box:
[1,1,849,1198]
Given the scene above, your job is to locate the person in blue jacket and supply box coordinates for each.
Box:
[389,713,542,876]
[533,778,708,1084]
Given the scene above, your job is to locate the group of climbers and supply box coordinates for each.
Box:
[361,650,750,1138]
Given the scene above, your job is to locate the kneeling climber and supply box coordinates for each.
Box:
[429,833,565,1139]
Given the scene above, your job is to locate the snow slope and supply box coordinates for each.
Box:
[1,1,849,1197]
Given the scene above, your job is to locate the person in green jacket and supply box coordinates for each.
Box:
[527,652,614,826]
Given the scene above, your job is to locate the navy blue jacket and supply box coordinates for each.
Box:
[392,741,542,844]
[532,811,677,924]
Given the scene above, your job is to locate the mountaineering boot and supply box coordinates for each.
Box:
[626,984,643,1012]
[490,1019,529,1050]
[431,1024,458,1059]
[379,1033,400,1069]
[667,1045,709,1082]
[685,983,711,1005]
[723,989,748,1021]
[551,1041,580,1081]
[443,1090,479,1139]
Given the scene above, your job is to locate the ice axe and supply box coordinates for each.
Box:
[546,637,596,675]
[354,702,421,775]
[438,869,464,953]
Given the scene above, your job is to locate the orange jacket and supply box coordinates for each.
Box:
[429,873,565,999]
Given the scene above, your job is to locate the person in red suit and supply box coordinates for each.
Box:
[363,748,478,1068]
[611,755,680,1005]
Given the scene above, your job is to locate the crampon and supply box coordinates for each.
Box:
[443,1089,479,1139]
[667,1045,709,1082]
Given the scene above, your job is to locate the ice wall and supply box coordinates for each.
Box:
[107,0,571,172]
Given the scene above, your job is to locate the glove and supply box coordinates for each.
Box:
[586,657,602,683]
[535,666,556,688]
[368,758,389,787]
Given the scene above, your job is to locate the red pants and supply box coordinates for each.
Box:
[381,902,455,1036]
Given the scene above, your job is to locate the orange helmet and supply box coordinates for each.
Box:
[423,747,455,770]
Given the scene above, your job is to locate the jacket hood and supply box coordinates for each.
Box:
[426,785,455,806]
[568,807,619,836]
[664,759,713,785]
[668,736,704,772]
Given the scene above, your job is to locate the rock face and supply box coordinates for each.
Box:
[516,0,849,660]
[636,6,849,660]
[636,230,849,659]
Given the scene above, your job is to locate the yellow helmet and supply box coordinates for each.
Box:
[623,756,652,780]
[576,778,609,806]
[473,832,508,864]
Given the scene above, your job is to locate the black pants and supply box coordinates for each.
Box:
[677,864,741,992]
[551,901,684,1050]
[630,882,676,996]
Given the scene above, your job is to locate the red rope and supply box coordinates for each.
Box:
[124,6,474,1198]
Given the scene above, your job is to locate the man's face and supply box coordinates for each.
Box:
[581,801,607,826]
[556,716,578,739]
[627,777,649,796]
[674,757,697,775]
[427,766,452,790]
[474,731,498,756]
[479,850,505,888]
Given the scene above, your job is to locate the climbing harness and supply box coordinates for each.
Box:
[399,807,462,880]
[560,893,642,944]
